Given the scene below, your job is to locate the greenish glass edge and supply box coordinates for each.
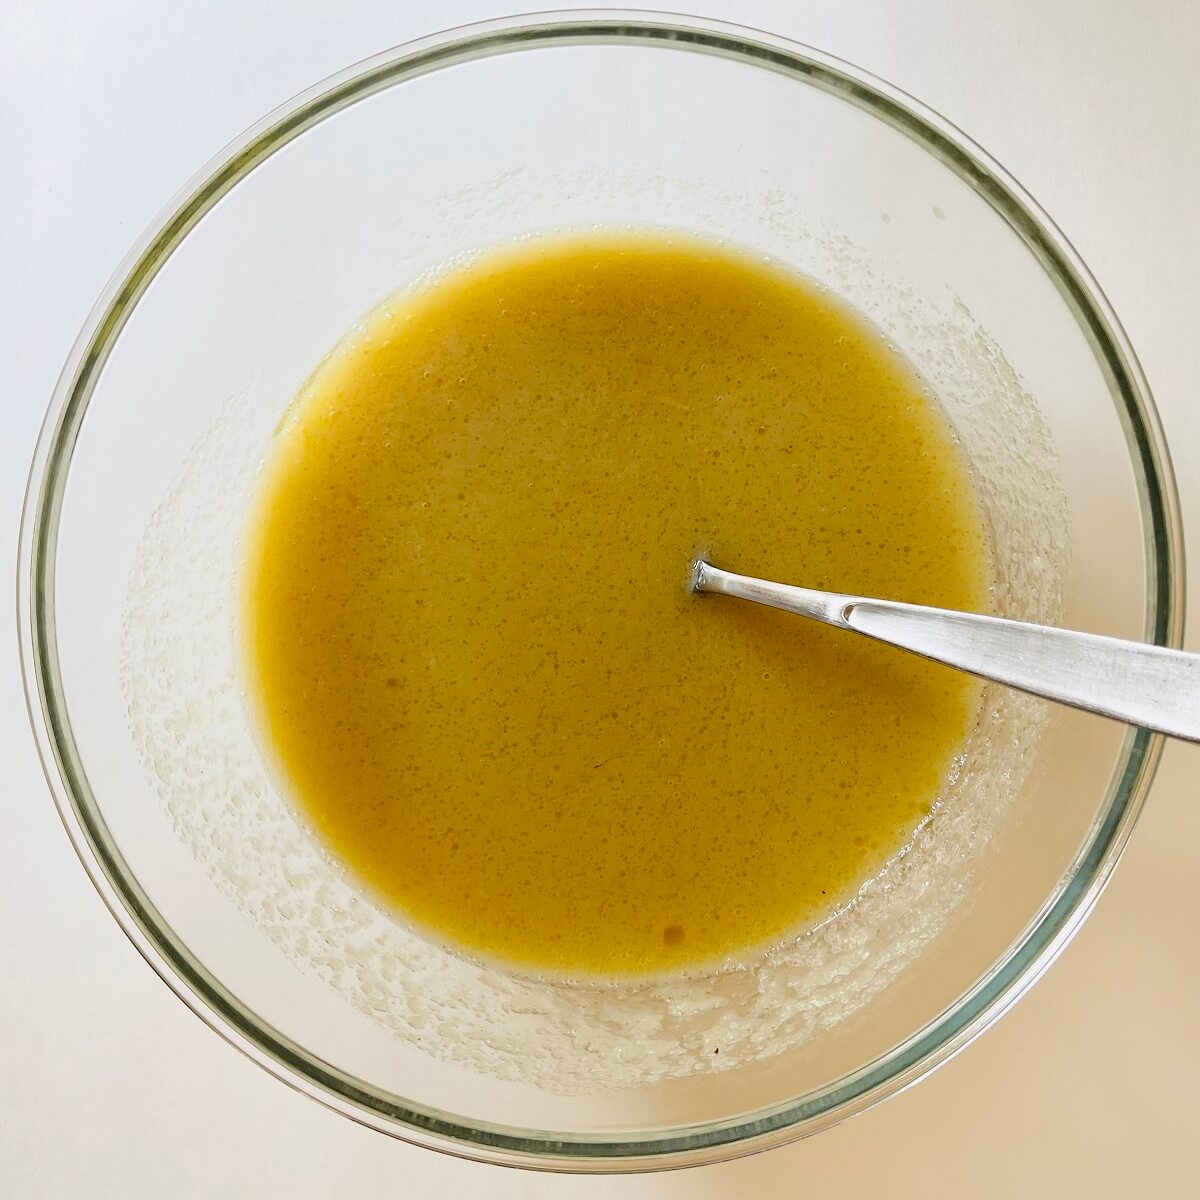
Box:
[26,13,1178,1165]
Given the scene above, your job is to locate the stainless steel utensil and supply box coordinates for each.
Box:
[692,560,1200,742]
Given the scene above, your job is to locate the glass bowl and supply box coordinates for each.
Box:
[18,10,1182,1172]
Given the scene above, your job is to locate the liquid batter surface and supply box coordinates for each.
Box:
[243,234,990,979]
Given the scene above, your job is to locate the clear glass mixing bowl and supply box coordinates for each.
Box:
[18,10,1182,1171]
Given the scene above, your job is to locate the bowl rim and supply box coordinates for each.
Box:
[17,7,1184,1173]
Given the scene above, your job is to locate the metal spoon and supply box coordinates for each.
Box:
[691,560,1200,743]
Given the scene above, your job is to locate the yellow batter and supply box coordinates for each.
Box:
[243,234,990,979]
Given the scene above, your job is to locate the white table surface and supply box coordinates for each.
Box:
[4,1,1199,1195]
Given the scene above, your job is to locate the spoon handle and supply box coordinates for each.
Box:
[694,562,1200,743]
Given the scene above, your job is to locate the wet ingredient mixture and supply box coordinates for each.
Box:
[243,233,990,978]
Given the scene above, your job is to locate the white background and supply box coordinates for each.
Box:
[3,2,1199,1195]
